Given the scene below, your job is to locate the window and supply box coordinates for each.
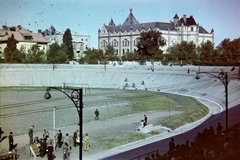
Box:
[122,39,129,46]
[115,49,118,54]
[122,49,125,55]
[191,27,193,31]
[134,38,140,46]
[101,40,107,47]
[113,39,118,47]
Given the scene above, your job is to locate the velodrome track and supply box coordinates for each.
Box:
[0,64,240,159]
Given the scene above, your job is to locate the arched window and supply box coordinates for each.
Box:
[122,39,129,46]
[112,39,118,47]
[134,38,140,46]
[101,40,107,47]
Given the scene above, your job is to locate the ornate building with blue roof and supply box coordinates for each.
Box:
[98,9,214,56]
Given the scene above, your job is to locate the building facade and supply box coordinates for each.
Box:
[98,9,214,57]
[0,25,48,58]
[44,30,90,60]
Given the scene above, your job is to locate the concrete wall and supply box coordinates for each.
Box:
[1,64,239,109]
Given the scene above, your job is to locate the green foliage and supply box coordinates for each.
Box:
[24,44,46,63]
[121,51,140,61]
[63,28,74,60]
[3,34,25,63]
[168,41,197,64]
[46,43,68,64]
[217,38,240,65]
[95,133,146,150]
[83,47,103,64]
[197,40,215,62]
[104,44,117,61]
[137,30,166,61]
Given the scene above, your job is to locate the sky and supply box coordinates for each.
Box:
[0,0,240,48]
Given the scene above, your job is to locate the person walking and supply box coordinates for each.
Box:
[8,132,14,151]
[55,130,62,150]
[95,109,99,120]
[83,133,90,151]
[73,130,78,147]
[46,142,54,160]
[28,125,34,145]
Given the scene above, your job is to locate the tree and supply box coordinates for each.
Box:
[63,28,74,60]
[168,41,197,64]
[217,38,240,65]
[104,44,116,61]
[137,30,166,61]
[46,43,68,64]
[3,34,25,63]
[121,51,140,61]
[24,44,46,63]
[83,48,103,64]
[197,40,215,63]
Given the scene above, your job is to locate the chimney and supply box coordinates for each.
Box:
[2,25,8,30]
[183,14,186,23]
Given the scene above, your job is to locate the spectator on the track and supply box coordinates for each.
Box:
[28,125,34,145]
[0,125,3,141]
[83,133,90,151]
[73,130,78,147]
[8,132,14,151]
[64,133,70,145]
[63,142,71,160]
[95,109,99,120]
[137,120,144,131]
[55,130,62,149]
[144,115,148,127]
[46,142,54,160]
[43,129,49,140]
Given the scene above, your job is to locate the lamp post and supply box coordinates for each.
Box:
[196,69,229,134]
[44,87,83,160]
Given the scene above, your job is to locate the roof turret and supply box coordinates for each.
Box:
[122,8,139,26]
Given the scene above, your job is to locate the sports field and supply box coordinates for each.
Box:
[0,87,209,157]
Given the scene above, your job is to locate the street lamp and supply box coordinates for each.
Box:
[196,69,229,134]
[44,87,83,160]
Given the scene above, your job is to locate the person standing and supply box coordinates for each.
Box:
[46,142,54,160]
[64,133,70,145]
[73,130,78,147]
[8,132,14,151]
[144,115,148,127]
[62,142,71,160]
[83,133,90,151]
[0,125,3,141]
[55,130,62,149]
[95,109,99,120]
[216,122,222,136]
[28,125,34,145]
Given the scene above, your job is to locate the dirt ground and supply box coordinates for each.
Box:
[0,88,182,159]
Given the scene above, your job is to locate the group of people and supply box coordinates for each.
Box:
[27,125,90,160]
[137,115,148,131]
[144,122,240,160]
[0,125,18,152]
